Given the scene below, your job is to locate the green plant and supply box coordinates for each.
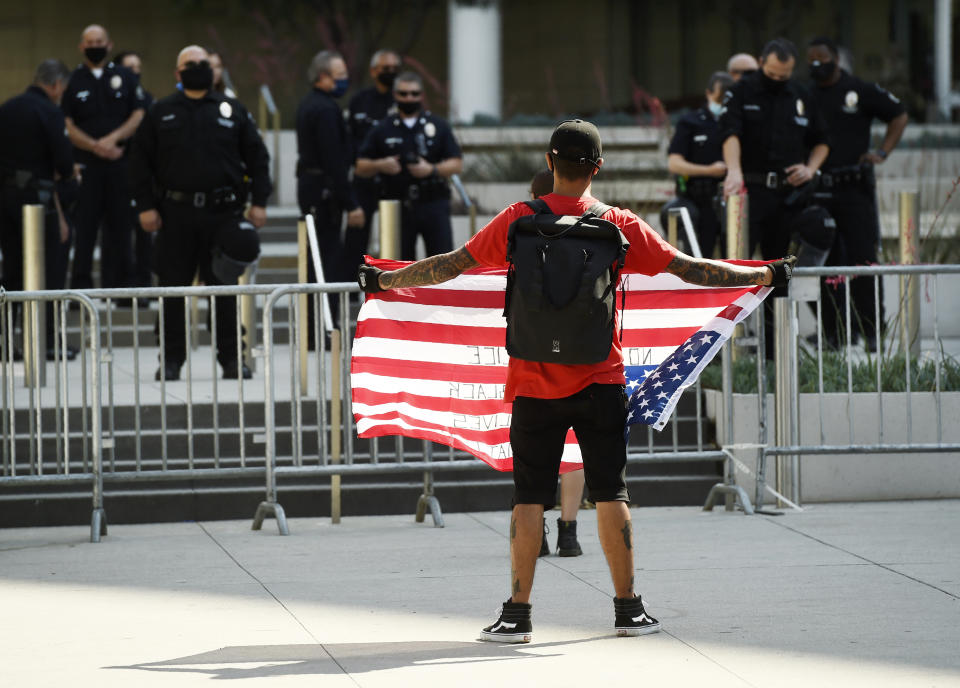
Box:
[699,348,960,394]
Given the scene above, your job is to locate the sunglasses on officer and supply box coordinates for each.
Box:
[394,89,422,98]
[179,59,211,70]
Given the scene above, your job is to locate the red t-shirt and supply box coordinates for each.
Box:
[464,193,677,402]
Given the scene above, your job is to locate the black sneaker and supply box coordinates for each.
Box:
[614,595,661,637]
[155,360,183,381]
[556,518,583,557]
[480,600,532,643]
[222,360,253,380]
[539,518,550,557]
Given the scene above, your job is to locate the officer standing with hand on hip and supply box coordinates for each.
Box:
[129,45,271,381]
[346,49,401,268]
[355,71,463,260]
[807,36,907,349]
[63,24,145,292]
[664,71,734,258]
[295,50,364,330]
[0,59,78,360]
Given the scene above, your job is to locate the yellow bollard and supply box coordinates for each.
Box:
[898,191,920,358]
[22,204,45,387]
[378,200,401,259]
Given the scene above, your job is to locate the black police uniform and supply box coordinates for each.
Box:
[359,110,462,260]
[129,90,271,373]
[666,106,724,257]
[62,62,145,289]
[130,82,155,290]
[721,71,829,259]
[0,85,75,352]
[346,86,394,268]
[812,70,905,341]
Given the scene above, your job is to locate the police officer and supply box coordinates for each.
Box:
[808,36,907,349]
[721,38,829,356]
[115,50,156,290]
[346,49,401,269]
[129,45,271,381]
[721,38,830,259]
[356,72,463,260]
[0,60,77,360]
[664,71,733,258]
[296,50,365,331]
[63,24,146,291]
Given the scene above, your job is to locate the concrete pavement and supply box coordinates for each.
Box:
[1,500,959,687]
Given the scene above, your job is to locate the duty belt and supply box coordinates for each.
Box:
[820,163,873,190]
[743,171,790,191]
[165,187,240,209]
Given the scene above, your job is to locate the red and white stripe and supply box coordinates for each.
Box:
[351,258,770,472]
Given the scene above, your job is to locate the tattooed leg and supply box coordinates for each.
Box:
[509,503,543,604]
[597,501,636,599]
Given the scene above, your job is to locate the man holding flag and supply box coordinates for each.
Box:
[356,119,794,643]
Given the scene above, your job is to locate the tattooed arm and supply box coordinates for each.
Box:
[378,246,480,289]
[665,252,774,287]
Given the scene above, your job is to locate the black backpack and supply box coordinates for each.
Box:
[504,198,630,364]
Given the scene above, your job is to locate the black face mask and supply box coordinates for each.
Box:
[810,61,836,84]
[180,62,214,91]
[759,71,788,94]
[84,46,108,65]
[396,99,420,115]
[377,70,397,88]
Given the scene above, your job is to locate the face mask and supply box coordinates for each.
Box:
[377,70,397,88]
[84,46,108,65]
[809,60,836,84]
[330,78,349,98]
[396,99,420,115]
[759,71,788,94]
[179,62,213,91]
[707,100,724,117]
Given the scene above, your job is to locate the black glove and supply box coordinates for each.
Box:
[768,256,797,288]
[357,264,385,293]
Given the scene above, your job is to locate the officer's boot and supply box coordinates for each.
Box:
[556,518,583,557]
[538,518,550,557]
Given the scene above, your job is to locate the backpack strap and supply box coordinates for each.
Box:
[523,198,552,214]
[586,201,612,218]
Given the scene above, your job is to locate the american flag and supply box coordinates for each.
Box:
[351,257,771,472]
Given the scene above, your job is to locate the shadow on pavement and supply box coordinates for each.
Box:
[108,637,607,679]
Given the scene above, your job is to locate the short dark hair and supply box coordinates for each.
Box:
[760,37,798,63]
[393,71,423,89]
[530,169,553,199]
[550,155,595,182]
[808,36,839,58]
[34,59,70,87]
[706,71,734,93]
[113,50,140,65]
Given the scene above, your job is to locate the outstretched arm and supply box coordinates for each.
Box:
[665,252,787,287]
[360,246,480,291]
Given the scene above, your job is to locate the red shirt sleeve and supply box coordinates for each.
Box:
[464,201,533,268]
[614,208,678,275]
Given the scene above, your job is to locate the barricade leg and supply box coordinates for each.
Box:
[91,508,107,543]
[252,500,289,535]
[415,442,444,527]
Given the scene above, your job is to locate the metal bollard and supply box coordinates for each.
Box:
[238,265,256,371]
[378,200,401,259]
[666,208,679,249]
[330,328,342,524]
[22,204,45,387]
[773,297,800,507]
[725,192,748,259]
[297,218,309,392]
[898,191,920,358]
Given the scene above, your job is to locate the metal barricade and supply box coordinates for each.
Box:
[754,264,960,509]
[0,290,105,541]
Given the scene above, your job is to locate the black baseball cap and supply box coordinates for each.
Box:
[549,119,602,167]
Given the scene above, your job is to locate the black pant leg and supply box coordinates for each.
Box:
[693,198,720,258]
[400,202,418,261]
[155,201,202,364]
[833,186,883,339]
[419,199,453,257]
[99,161,133,289]
[71,161,106,289]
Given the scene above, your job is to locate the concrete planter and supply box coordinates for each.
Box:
[704,389,960,502]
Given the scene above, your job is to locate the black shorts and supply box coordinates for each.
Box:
[510,383,629,509]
